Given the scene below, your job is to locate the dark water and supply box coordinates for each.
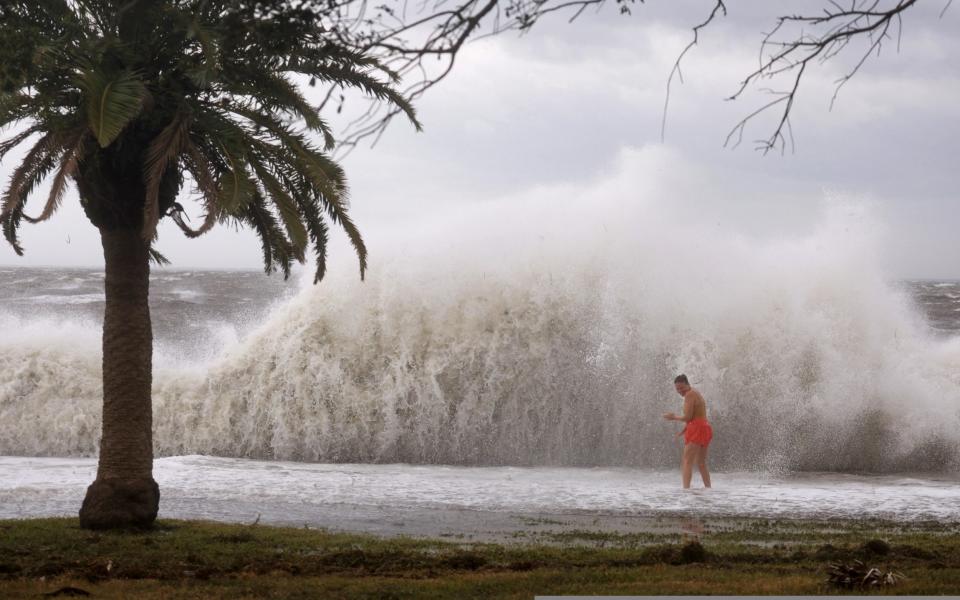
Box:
[0,266,298,361]
[903,280,960,335]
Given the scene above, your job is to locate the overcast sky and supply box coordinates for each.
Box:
[1,1,957,278]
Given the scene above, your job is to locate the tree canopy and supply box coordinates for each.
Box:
[0,0,420,282]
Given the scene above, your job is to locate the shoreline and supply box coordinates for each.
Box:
[7,500,960,546]
[5,456,959,531]
[143,503,960,546]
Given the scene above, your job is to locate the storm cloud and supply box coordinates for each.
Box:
[1,1,957,278]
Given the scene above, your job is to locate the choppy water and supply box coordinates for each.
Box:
[0,268,957,356]
[2,456,959,528]
[0,267,296,362]
[905,280,960,335]
[1,268,957,359]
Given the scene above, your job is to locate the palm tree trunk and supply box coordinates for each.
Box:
[79,227,159,529]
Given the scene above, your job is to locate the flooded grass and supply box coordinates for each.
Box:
[1,517,958,597]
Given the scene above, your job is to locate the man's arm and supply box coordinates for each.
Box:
[663,393,696,422]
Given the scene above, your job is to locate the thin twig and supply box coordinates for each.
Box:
[661,0,726,143]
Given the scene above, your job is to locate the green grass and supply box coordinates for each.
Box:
[1,517,958,598]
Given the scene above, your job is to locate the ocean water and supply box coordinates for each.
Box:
[0,267,297,363]
[2,198,960,523]
[1,266,959,471]
[907,280,960,335]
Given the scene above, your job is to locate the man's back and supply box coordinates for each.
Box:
[684,389,707,420]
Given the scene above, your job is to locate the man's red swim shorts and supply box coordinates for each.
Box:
[684,418,713,447]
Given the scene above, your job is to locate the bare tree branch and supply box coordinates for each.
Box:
[661,0,726,143]
[319,0,642,157]
[310,0,927,157]
[724,0,918,154]
[940,0,953,18]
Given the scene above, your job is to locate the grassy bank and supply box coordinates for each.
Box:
[1,517,959,598]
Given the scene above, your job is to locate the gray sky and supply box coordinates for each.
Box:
[1,1,957,278]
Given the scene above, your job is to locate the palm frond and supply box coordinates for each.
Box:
[1,204,28,256]
[1,136,60,254]
[0,126,41,161]
[255,131,346,203]
[241,193,295,279]
[292,151,367,279]
[175,138,220,238]
[217,152,257,215]
[23,127,87,224]
[327,201,367,280]
[308,65,421,131]
[306,210,329,284]
[0,93,34,127]
[248,150,331,283]
[239,122,365,280]
[221,101,335,155]
[148,245,171,266]
[232,71,326,132]
[184,16,221,81]
[142,110,191,239]
[0,132,62,220]
[250,157,308,260]
[81,68,146,148]
[288,178,330,284]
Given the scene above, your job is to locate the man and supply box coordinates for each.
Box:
[663,374,712,489]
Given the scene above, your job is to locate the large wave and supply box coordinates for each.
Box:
[2,148,959,471]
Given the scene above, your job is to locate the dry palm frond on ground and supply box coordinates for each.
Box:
[827,559,906,589]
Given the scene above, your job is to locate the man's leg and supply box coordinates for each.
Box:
[682,444,697,489]
[696,445,712,488]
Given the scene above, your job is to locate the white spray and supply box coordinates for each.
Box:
[2,148,958,471]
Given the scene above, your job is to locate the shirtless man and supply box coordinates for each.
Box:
[663,374,712,489]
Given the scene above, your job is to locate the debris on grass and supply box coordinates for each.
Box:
[826,559,905,589]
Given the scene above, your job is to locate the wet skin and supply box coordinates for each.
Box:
[663,383,711,489]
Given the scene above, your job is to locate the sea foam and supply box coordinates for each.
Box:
[2,148,958,471]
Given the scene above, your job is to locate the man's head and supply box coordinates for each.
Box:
[673,374,690,396]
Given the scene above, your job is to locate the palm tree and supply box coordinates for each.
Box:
[0,0,418,530]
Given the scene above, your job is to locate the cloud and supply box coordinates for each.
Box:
[1,2,957,278]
